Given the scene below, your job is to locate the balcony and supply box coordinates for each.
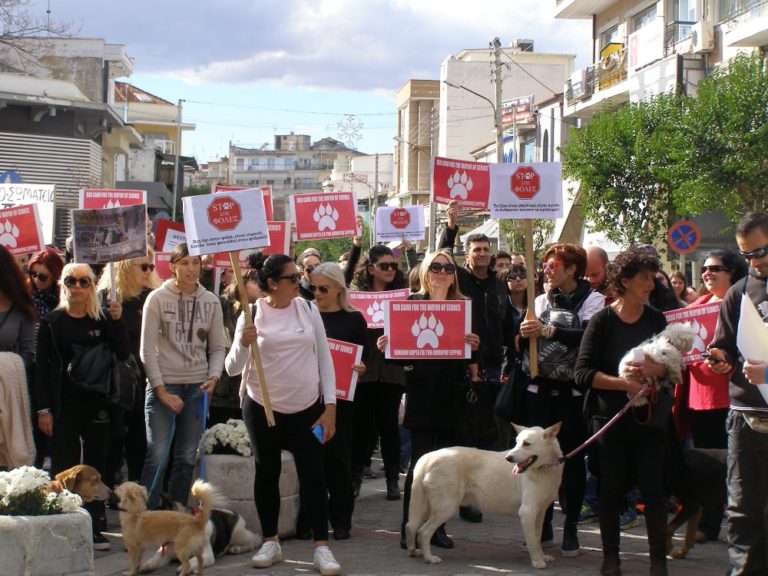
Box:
[555,0,619,19]
[721,0,768,46]
[564,46,630,117]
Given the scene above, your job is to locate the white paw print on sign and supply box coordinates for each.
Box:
[447,170,473,200]
[367,301,385,324]
[105,199,122,209]
[689,319,708,353]
[313,203,339,231]
[411,313,444,349]
[0,220,20,248]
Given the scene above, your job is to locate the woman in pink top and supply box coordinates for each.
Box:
[225,253,341,576]
[686,249,747,542]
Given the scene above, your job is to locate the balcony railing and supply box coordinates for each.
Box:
[565,46,628,107]
[720,0,768,21]
[664,20,696,55]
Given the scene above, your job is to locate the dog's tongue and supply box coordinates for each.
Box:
[513,463,523,475]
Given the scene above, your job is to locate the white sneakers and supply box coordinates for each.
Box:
[251,540,283,568]
[313,545,342,576]
[252,541,341,576]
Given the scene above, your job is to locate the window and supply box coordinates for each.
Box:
[267,158,275,169]
[236,158,244,169]
[632,4,658,32]
[671,0,696,21]
[601,24,621,50]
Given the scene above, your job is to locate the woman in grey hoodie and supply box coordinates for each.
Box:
[139,243,226,508]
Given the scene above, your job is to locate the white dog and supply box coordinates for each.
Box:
[405,423,563,569]
[619,322,696,406]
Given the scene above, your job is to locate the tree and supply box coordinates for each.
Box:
[672,51,768,220]
[499,218,554,259]
[0,0,74,68]
[559,93,688,248]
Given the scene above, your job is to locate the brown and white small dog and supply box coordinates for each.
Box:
[48,464,111,503]
[115,480,220,576]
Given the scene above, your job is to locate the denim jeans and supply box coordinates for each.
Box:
[140,384,203,509]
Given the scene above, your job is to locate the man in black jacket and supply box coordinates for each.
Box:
[708,211,768,576]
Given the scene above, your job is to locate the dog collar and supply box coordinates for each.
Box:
[536,460,563,471]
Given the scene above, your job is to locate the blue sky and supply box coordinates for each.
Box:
[32,0,591,162]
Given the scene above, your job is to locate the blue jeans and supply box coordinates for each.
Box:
[140,384,204,509]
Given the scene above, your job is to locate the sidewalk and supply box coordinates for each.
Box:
[95,462,730,576]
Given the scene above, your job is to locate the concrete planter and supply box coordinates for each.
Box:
[200,451,299,538]
[0,508,93,576]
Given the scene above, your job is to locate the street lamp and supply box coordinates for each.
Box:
[443,80,504,164]
[393,135,436,251]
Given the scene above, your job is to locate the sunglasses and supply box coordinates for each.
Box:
[277,273,301,284]
[506,272,527,281]
[370,262,398,272]
[428,262,456,275]
[701,265,726,274]
[29,271,50,283]
[63,276,92,289]
[309,284,331,294]
[739,245,768,261]
[304,265,317,274]
[136,263,155,272]
[542,260,564,273]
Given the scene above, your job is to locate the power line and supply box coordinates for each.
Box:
[184,99,395,117]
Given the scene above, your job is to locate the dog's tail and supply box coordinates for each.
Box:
[191,480,223,528]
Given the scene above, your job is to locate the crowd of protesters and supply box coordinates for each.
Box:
[1,204,767,576]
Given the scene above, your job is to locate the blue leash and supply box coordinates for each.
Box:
[198,390,209,481]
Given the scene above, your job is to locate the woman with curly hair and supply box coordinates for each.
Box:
[575,248,671,576]
[350,245,408,502]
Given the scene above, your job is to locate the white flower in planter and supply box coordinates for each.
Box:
[0,466,82,516]
[204,419,252,457]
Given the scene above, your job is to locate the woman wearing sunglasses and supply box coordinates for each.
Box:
[27,248,65,319]
[681,249,748,543]
[349,245,409,502]
[139,243,226,510]
[96,249,160,487]
[306,263,367,541]
[375,249,480,549]
[226,253,341,575]
[35,262,130,550]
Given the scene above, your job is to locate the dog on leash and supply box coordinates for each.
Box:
[665,447,727,559]
[48,464,111,503]
[115,480,221,576]
[619,322,696,406]
[405,423,563,569]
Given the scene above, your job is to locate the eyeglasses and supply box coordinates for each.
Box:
[542,260,564,273]
[29,271,50,283]
[309,284,331,294]
[739,245,768,261]
[701,265,726,274]
[63,276,92,289]
[370,262,398,272]
[304,265,317,274]
[506,272,527,281]
[428,262,456,275]
[277,273,301,284]
[136,263,155,272]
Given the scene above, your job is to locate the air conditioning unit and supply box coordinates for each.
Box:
[692,21,715,53]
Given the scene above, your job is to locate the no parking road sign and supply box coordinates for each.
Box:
[667,220,701,255]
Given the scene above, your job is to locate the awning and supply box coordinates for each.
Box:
[116,181,173,211]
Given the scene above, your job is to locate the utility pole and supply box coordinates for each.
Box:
[429,106,439,251]
[171,98,184,221]
[493,37,504,165]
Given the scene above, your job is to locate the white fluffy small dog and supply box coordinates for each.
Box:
[619,322,696,406]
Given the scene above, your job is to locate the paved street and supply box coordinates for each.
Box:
[95,458,730,576]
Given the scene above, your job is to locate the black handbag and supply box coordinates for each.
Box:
[67,342,120,404]
[494,361,529,424]
[633,391,674,432]
[454,374,500,447]
[116,354,142,410]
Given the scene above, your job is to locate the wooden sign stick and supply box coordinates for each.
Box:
[523,219,538,378]
[229,252,275,426]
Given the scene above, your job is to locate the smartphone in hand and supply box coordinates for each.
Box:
[312,424,324,444]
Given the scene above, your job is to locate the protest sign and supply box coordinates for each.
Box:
[0,183,55,244]
[0,203,44,256]
[737,297,768,404]
[431,156,491,210]
[72,204,148,264]
[154,219,186,252]
[182,190,269,256]
[384,299,472,360]
[154,251,172,281]
[290,192,357,240]
[375,206,424,243]
[213,184,273,220]
[79,188,146,210]
[489,163,563,219]
[663,302,721,364]
[349,288,411,328]
[328,338,364,401]
[213,221,290,268]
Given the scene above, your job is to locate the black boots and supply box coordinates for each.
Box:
[430,525,454,548]
[386,479,400,501]
[459,505,483,523]
[600,554,621,576]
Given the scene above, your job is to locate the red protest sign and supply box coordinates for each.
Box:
[431,156,490,209]
[79,189,146,209]
[290,192,357,240]
[154,252,172,281]
[207,196,242,231]
[154,219,186,252]
[213,221,290,268]
[213,185,273,220]
[510,166,540,200]
[328,338,364,401]
[0,203,44,256]
[384,299,472,359]
[348,288,412,328]
[663,301,720,364]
